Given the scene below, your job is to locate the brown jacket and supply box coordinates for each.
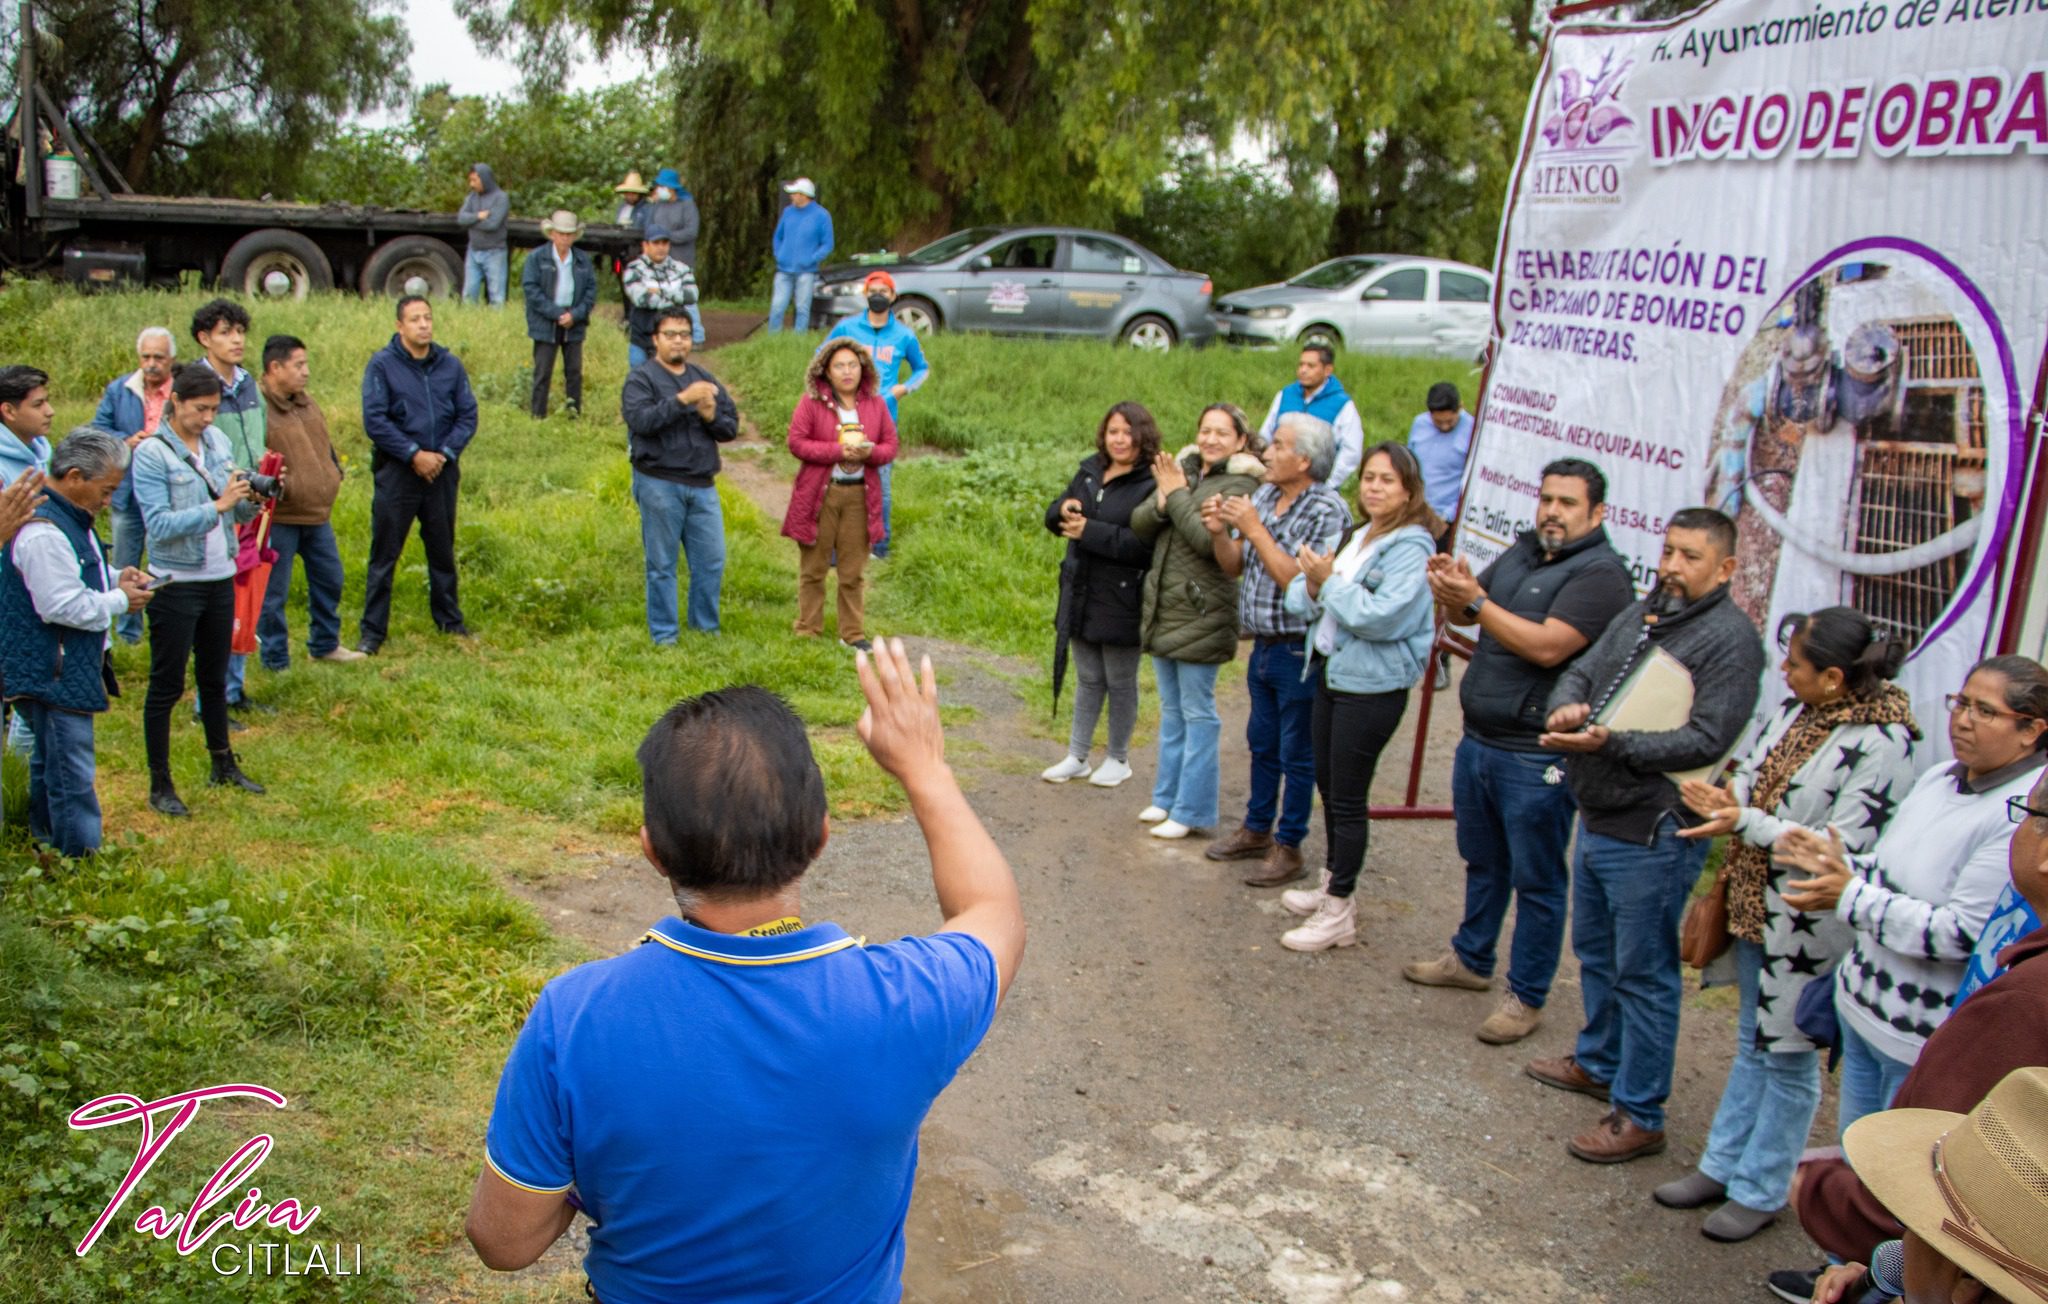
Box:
[263,385,342,526]
[1796,925,2048,1259]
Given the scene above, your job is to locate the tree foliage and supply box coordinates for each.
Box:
[15,0,408,195]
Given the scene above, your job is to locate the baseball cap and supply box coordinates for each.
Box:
[863,271,897,292]
[783,177,818,198]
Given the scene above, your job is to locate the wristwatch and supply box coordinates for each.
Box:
[1461,595,1487,620]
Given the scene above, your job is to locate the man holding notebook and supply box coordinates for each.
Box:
[1525,507,1765,1164]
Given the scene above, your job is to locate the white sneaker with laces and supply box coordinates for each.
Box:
[1040,755,1092,783]
[1150,819,1194,839]
[1281,894,1358,951]
[1281,869,1334,917]
[1137,805,1169,823]
[1088,757,1133,787]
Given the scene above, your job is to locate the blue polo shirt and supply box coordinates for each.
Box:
[483,916,998,1304]
[1406,409,1473,521]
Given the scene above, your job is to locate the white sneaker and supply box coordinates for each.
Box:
[1137,805,1169,823]
[1150,819,1195,839]
[314,646,368,663]
[1281,894,1358,951]
[1088,757,1133,787]
[1040,755,1092,783]
[1281,869,1334,917]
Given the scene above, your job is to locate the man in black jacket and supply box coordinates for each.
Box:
[620,311,739,641]
[1526,506,1765,1164]
[1404,458,1634,1046]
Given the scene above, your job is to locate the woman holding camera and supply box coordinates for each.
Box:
[130,364,266,816]
[781,340,897,652]
[1041,402,1160,788]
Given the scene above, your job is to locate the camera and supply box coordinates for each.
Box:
[243,472,283,499]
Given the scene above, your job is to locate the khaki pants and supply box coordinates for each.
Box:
[796,482,868,640]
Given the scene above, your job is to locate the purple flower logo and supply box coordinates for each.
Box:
[1540,49,1634,151]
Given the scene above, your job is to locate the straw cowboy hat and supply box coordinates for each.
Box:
[614,171,650,195]
[1845,1065,2048,1303]
[540,210,584,238]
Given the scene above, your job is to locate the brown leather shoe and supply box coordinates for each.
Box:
[1204,825,1274,862]
[1524,1054,1611,1100]
[1567,1109,1667,1164]
[1242,842,1305,887]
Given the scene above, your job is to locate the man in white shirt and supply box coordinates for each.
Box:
[0,429,153,856]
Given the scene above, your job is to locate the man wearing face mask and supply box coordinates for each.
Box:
[822,272,927,560]
[1525,507,1765,1165]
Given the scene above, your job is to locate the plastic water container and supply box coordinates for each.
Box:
[44,152,79,200]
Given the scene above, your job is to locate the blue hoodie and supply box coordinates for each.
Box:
[772,201,834,275]
[0,428,50,488]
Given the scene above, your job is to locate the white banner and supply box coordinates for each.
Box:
[1463,0,2048,758]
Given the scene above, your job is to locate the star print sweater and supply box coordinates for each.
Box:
[1725,696,1919,1052]
[1833,753,2046,1065]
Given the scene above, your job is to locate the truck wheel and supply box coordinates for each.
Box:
[359,236,463,300]
[220,229,334,300]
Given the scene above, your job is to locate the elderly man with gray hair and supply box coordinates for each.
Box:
[0,428,154,856]
[1200,411,1352,886]
[90,326,177,645]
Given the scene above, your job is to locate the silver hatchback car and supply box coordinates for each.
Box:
[1211,255,1494,360]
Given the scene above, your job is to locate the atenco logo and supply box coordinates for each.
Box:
[68,1084,321,1258]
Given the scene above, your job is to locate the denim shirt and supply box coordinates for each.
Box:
[130,424,258,569]
[1282,523,1436,694]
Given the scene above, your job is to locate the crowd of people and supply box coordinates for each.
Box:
[1,202,2042,1296]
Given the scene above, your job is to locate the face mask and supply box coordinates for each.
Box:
[867,293,893,314]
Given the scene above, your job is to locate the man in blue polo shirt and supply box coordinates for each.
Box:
[467,640,1025,1303]
[823,271,929,559]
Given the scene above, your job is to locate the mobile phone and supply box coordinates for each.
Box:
[143,573,177,589]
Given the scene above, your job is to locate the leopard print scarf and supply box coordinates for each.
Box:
[1724,683,1918,941]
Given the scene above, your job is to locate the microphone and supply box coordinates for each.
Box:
[1869,1238,1905,1298]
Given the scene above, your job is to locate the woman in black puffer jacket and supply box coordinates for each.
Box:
[1040,402,1161,789]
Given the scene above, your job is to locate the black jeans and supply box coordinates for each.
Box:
[531,338,583,416]
[145,577,235,773]
[361,454,463,646]
[1311,672,1408,899]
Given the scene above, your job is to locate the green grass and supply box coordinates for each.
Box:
[0,282,1455,1300]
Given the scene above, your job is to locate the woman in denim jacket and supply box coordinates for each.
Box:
[1275,441,1442,952]
[128,365,265,816]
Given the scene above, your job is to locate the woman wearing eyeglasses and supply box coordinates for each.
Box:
[1651,607,1918,1243]
[1777,653,2048,1139]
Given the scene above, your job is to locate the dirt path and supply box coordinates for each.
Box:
[495,395,1818,1303]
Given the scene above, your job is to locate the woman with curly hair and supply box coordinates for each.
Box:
[780,340,898,651]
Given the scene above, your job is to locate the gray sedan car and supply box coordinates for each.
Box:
[1211,255,1494,359]
[810,226,1216,349]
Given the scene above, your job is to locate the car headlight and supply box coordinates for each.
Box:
[827,282,865,297]
[1245,306,1292,320]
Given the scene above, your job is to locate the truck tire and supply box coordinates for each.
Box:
[220,229,334,300]
[359,236,463,300]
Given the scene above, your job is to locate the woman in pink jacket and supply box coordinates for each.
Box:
[780,340,897,651]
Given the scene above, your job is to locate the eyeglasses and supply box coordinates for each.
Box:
[1946,692,2040,724]
[655,330,691,340]
[2009,795,2048,824]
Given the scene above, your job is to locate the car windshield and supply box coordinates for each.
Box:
[905,228,1007,265]
[1288,257,1385,290]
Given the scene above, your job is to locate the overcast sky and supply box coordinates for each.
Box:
[381,0,643,112]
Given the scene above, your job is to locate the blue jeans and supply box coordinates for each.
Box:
[628,343,648,369]
[685,301,705,345]
[257,522,345,669]
[464,248,509,305]
[1151,657,1221,829]
[1836,1017,1914,1139]
[1450,738,1576,1007]
[22,702,100,857]
[768,270,818,332]
[109,496,145,644]
[1242,640,1316,847]
[1698,940,1824,1210]
[633,472,726,639]
[873,462,894,559]
[1570,817,1710,1132]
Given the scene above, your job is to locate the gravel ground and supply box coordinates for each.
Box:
[506,644,1827,1304]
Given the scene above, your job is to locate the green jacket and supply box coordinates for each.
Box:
[1131,446,1265,664]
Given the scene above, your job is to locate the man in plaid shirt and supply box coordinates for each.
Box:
[1202,412,1352,886]
[623,225,700,368]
